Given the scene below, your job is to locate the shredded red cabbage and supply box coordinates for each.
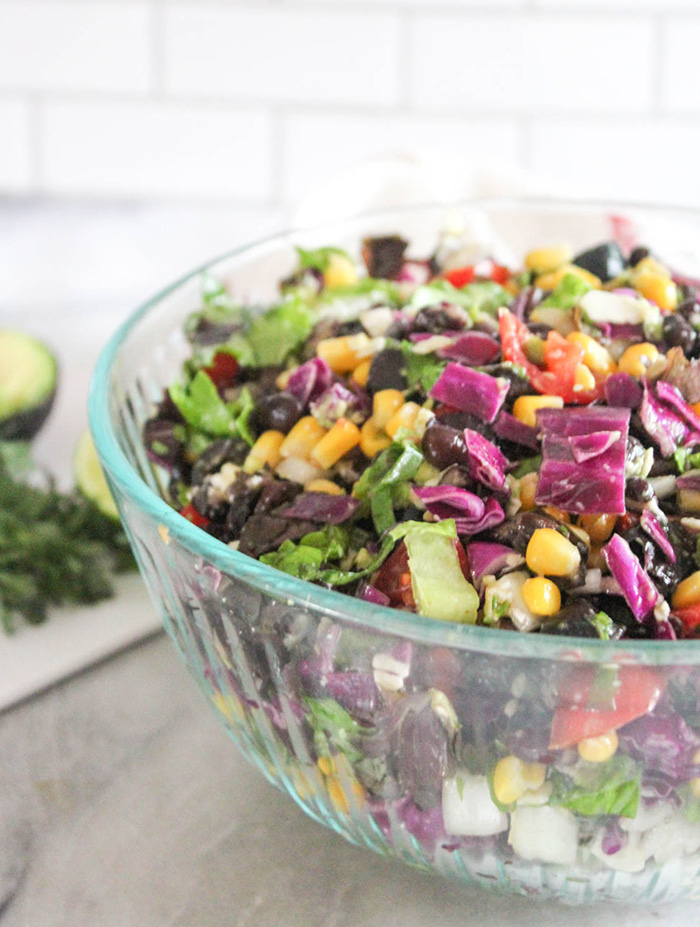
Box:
[536,407,629,514]
[640,509,676,563]
[438,331,501,366]
[411,485,505,535]
[357,582,391,607]
[430,363,509,424]
[602,533,660,621]
[282,491,361,524]
[639,383,700,457]
[462,428,509,493]
[568,430,622,464]
[492,412,540,451]
[310,381,370,426]
[285,357,333,407]
[467,541,522,587]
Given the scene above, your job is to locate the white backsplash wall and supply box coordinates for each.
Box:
[0,0,699,210]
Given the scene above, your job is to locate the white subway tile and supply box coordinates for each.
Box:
[536,0,696,7]
[164,7,399,105]
[0,101,32,191]
[663,19,700,113]
[530,120,700,208]
[0,2,151,94]
[410,14,654,114]
[42,103,272,200]
[282,111,522,200]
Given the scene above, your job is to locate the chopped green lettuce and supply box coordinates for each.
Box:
[296,245,351,272]
[539,273,593,311]
[305,697,363,762]
[551,754,641,818]
[410,280,509,321]
[169,374,256,445]
[245,298,313,366]
[401,342,447,393]
[403,522,479,623]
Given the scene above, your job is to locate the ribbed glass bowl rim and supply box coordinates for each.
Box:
[89,196,700,664]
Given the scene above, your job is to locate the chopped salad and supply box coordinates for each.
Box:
[145,231,700,643]
[142,227,700,883]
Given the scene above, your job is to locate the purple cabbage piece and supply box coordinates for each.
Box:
[536,407,629,514]
[604,372,643,410]
[285,357,333,407]
[325,671,381,722]
[389,692,452,811]
[397,799,447,854]
[310,381,370,427]
[639,383,700,457]
[677,471,700,492]
[357,582,391,607]
[492,412,540,451]
[568,429,622,464]
[410,330,463,343]
[411,485,504,535]
[640,508,676,563]
[143,417,184,472]
[655,615,678,641]
[468,541,522,587]
[656,380,700,433]
[282,491,360,524]
[602,533,660,621]
[438,331,501,366]
[463,428,509,493]
[601,819,628,856]
[618,710,700,781]
[430,363,509,424]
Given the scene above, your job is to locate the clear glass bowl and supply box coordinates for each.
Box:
[90,200,700,904]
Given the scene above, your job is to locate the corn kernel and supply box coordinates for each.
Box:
[579,513,617,545]
[323,252,358,290]
[243,430,285,474]
[693,400,700,418]
[280,416,327,460]
[373,389,405,430]
[573,363,596,392]
[352,358,372,387]
[512,394,564,429]
[690,778,700,798]
[618,342,661,378]
[536,263,601,291]
[317,755,336,777]
[305,478,345,495]
[635,256,670,277]
[317,333,373,373]
[519,472,539,511]
[522,577,561,616]
[275,368,292,390]
[578,731,618,764]
[635,270,677,312]
[493,755,547,806]
[526,528,581,577]
[566,332,616,376]
[672,570,700,610]
[360,419,391,458]
[327,777,349,814]
[588,544,606,570]
[311,418,361,469]
[385,402,422,439]
[525,244,573,275]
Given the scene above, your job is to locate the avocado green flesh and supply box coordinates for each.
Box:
[0,331,58,425]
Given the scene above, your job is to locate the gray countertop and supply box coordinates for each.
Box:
[1,633,697,927]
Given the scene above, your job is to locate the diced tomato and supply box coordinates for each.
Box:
[445,266,476,288]
[454,538,471,582]
[180,504,210,529]
[203,351,239,390]
[489,263,511,285]
[671,603,700,634]
[549,664,664,749]
[372,542,416,609]
[498,308,603,404]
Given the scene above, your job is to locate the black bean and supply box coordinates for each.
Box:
[540,601,600,638]
[366,348,408,393]
[362,235,408,279]
[191,437,249,485]
[421,423,467,470]
[254,392,304,434]
[412,304,469,334]
[677,294,700,321]
[628,246,651,268]
[662,314,697,355]
[573,241,625,283]
[625,477,655,510]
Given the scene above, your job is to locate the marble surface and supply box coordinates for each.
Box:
[0,633,697,927]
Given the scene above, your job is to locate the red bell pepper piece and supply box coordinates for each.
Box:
[549,664,664,749]
[180,504,210,529]
[671,603,700,634]
[445,266,476,288]
[203,351,239,391]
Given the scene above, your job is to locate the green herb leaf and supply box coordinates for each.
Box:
[305,696,363,762]
[410,280,509,321]
[512,456,542,479]
[296,245,351,273]
[401,343,447,394]
[592,610,616,641]
[245,298,313,366]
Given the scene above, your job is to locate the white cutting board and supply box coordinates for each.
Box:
[0,306,160,711]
